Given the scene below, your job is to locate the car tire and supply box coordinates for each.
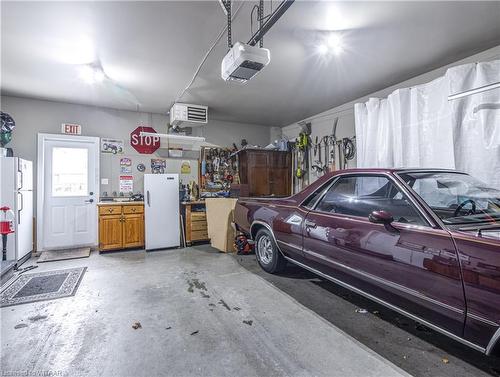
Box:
[255,228,286,273]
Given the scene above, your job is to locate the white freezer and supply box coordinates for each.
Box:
[144,173,180,250]
[0,157,33,262]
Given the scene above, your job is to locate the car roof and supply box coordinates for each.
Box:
[329,167,461,173]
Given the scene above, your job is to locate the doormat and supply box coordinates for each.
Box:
[37,247,91,263]
[0,267,86,307]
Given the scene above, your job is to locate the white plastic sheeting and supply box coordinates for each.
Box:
[448,60,500,189]
[354,60,500,188]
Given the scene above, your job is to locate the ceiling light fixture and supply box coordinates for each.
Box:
[327,34,343,55]
[78,64,106,84]
[317,44,328,55]
[316,34,344,57]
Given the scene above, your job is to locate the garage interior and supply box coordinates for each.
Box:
[1,1,500,376]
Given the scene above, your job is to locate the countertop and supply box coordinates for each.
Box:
[97,201,144,206]
[181,201,205,205]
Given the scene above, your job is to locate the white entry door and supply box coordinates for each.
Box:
[38,134,99,251]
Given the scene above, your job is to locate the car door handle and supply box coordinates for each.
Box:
[305,220,317,229]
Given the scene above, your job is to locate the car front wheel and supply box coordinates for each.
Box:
[255,228,286,273]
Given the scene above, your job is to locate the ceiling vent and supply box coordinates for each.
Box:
[170,103,208,127]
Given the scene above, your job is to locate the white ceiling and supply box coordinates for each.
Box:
[1,1,500,127]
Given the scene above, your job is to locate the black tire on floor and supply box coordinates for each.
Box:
[255,228,287,273]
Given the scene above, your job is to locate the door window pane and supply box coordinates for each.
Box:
[302,180,333,209]
[315,175,427,226]
[52,147,88,196]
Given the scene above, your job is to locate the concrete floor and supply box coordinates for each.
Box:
[1,246,410,377]
[235,253,500,377]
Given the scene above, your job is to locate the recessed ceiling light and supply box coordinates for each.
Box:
[317,44,328,55]
[327,34,343,55]
[78,64,106,84]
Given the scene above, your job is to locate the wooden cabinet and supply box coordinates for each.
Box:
[98,203,144,251]
[237,149,291,197]
[99,215,123,250]
[122,214,144,249]
[182,202,209,245]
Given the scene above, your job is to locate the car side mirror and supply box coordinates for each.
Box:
[369,210,398,233]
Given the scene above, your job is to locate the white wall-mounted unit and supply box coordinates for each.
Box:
[170,103,208,127]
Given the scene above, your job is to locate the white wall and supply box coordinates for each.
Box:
[0,95,271,196]
[194,119,272,148]
[281,45,500,184]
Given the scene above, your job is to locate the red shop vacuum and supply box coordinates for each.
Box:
[0,206,15,261]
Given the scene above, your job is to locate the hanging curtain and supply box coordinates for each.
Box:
[447,60,500,188]
[354,59,500,188]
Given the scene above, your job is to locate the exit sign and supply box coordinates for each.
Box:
[61,123,82,135]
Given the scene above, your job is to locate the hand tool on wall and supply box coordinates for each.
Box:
[317,137,322,169]
[311,136,323,175]
[295,132,309,182]
[328,136,336,171]
[342,136,356,169]
[337,140,343,171]
[322,136,329,173]
[329,118,338,172]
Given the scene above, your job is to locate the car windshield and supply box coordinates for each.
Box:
[398,171,500,226]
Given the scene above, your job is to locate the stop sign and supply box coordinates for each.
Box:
[130,126,160,154]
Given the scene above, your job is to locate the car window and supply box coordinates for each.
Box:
[314,175,428,226]
[399,172,500,225]
[302,180,334,209]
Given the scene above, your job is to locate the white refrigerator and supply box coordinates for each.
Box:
[0,157,33,263]
[144,173,180,250]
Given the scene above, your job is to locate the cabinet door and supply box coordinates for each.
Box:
[248,152,270,196]
[123,214,144,248]
[99,215,123,250]
[268,152,291,196]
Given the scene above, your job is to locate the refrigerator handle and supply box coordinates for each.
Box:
[146,190,150,206]
[18,192,23,224]
[18,169,24,190]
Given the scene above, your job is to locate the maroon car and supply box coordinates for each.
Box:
[235,168,500,355]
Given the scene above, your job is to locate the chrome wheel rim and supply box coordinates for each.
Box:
[257,235,273,265]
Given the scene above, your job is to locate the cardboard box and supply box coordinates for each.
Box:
[205,198,238,252]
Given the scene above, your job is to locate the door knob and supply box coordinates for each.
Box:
[85,199,94,203]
